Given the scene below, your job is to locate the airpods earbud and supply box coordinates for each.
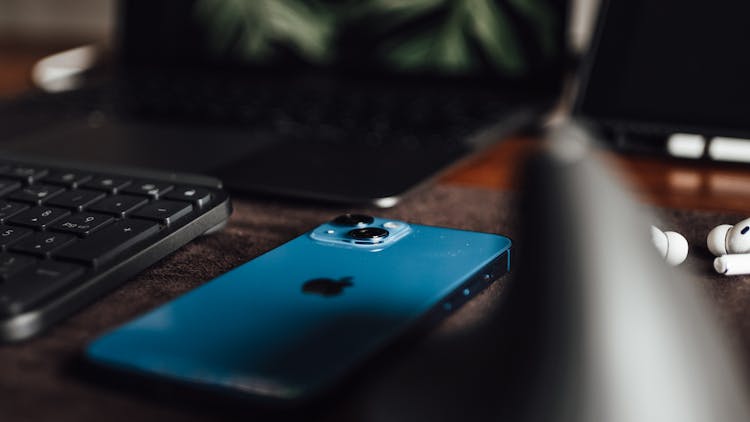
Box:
[707,218,750,256]
[651,226,688,266]
[707,218,750,275]
[706,224,732,256]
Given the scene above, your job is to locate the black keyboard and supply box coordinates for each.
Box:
[0,154,231,342]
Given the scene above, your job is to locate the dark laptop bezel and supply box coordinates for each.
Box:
[572,0,694,154]
[573,0,750,145]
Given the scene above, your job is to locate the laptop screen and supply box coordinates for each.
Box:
[117,0,566,90]
[577,0,750,137]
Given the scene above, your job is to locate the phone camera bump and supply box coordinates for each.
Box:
[333,214,374,227]
[347,227,389,243]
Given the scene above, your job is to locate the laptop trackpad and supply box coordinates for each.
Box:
[0,119,273,174]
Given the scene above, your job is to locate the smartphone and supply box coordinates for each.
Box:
[86,215,511,402]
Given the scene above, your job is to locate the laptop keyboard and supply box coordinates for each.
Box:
[0,73,521,156]
[0,157,231,341]
[116,74,513,150]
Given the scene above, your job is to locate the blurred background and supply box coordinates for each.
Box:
[0,0,600,98]
[0,0,114,97]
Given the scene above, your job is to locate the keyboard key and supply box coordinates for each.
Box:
[0,179,21,197]
[46,189,105,211]
[11,232,76,258]
[56,219,160,267]
[8,184,65,205]
[84,176,131,193]
[43,171,92,188]
[88,194,148,217]
[0,165,48,184]
[0,261,84,315]
[122,180,173,199]
[0,201,28,223]
[0,253,37,280]
[7,206,70,230]
[165,186,212,207]
[132,200,192,225]
[0,225,33,250]
[51,212,113,237]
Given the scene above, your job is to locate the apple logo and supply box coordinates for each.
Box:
[302,276,354,297]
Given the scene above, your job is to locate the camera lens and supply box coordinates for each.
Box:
[333,214,374,226]
[347,227,389,242]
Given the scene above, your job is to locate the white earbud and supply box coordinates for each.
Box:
[651,226,688,266]
[707,218,750,256]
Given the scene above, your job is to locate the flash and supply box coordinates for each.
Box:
[383,221,402,229]
[326,230,335,234]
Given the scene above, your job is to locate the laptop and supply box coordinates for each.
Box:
[575,0,750,160]
[0,0,567,206]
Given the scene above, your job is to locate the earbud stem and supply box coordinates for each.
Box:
[714,253,750,275]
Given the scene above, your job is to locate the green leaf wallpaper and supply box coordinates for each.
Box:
[194,0,560,76]
[195,0,336,63]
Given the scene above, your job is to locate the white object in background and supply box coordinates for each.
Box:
[569,0,602,53]
[650,226,688,266]
[31,45,99,93]
[666,133,706,159]
[707,218,750,256]
[714,253,750,275]
[708,137,750,163]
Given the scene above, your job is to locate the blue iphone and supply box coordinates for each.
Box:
[86,215,511,402]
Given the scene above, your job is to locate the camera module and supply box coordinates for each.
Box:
[333,214,374,227]
[347,227,389,242]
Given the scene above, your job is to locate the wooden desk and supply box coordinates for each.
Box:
[443,136,750,215]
